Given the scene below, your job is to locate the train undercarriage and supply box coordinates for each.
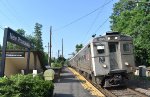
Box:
[102,70,128,87]
[78,69,128,88]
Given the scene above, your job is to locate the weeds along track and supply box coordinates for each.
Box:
[70,68,148,97]
[106,88,148,97]
[78,73,147,96]
[90,79,148,97]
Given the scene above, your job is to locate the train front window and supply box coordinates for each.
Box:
[123,44,130,52]
[97,45,105,54]
[109,44,116,52]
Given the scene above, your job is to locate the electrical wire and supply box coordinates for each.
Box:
[0,0,21,26]
[54,0,113,52]
[82,17,109,45]
[2,0,33,30]
[93,0,127,35]
[95,17,109,34]
[81,0,111,44]
[81,11,103,44]
[0,25,4,30]
[54,0,113,32]
[81,0,114,45]
[85,11,102,37]
[0,8,14,25]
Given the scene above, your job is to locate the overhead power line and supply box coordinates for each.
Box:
[0,25,4,30]
[95,17,109,33]
[0,0,33,30]
[81,0,111,44]
[84,10,102,37]
[0,8,14,24]
[81,0,113,44]
[54,0,113,32]
[0,0,21,25]
[81,17,109,45]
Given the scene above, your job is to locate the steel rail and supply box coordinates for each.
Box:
[70,67,148,97]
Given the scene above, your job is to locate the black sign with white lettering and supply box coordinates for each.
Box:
[7,28,31,48]
[6,52,25,57]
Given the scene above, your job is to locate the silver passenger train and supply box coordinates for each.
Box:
[69,32,135,87]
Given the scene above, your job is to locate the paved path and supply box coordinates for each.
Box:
[54,67,97,97]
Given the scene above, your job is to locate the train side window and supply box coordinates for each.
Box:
[123,44,130,52]
[97,45,105,54]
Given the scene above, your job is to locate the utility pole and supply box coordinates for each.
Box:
[45,42,50,64]
[62,38,63,58]
[58,50,60,58]
[50,26,52,67]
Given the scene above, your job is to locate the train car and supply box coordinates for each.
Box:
[69,32,135,87]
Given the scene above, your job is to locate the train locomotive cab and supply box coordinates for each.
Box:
[92,32,135,87]
[103,42,125,87]
[105,32,134,87]
[69,32,135,88]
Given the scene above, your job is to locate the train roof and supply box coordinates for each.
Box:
[69,41,90,61]
[94,32,132,41]
[69,32,132,61]
[106,31,120,35]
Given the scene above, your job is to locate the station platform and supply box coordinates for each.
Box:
[54,67,105,97]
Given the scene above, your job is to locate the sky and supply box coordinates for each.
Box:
[0,0,119,58]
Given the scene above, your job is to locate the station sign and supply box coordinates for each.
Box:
[0,27,31,77]
[7,28,31,48]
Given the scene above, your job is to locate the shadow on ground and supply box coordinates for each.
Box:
[54,93,74,97]
[54,68,86,84]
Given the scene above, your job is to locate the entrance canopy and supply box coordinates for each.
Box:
[2,50,44,77]
[1,27,32,77]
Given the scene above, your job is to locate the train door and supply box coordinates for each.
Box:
[108,42,119,70]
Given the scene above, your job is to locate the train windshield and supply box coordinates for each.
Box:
[97,45,105,54]
[109,44,116,52]
[123,44,130,52]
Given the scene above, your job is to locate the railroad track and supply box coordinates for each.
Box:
[105,88,148,97]
[69,67,148,97]
[79,73,147,97]
[90,80,148,97]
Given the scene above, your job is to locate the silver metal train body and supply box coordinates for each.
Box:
[69,32,135,87]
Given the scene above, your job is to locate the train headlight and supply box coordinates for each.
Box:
[103,64,107,68]
[115,37,118,39]
[107,36,118,40]
[125,62,129,66]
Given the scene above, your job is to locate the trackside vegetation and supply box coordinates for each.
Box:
[51,56,66,68]
[0,74,54,97]
[51,62,62,68]
[110,0,150,66]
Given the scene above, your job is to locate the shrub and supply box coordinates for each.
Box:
[0,74,54,97]
[51,62,62,68]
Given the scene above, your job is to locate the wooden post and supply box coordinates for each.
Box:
[50,26,52,67]
[0,28,8,77]
[62,38,63,58]
[26,48,30,74]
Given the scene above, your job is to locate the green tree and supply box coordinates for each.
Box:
[33,23,44,51]
[6,42,15,50]
[16,29,25,36]
[110,0,150,66]
[26,34,36,50]
[16,29,26,50]
[57,56,66,64]
[7,28,26,50]
[76,44,83,52]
